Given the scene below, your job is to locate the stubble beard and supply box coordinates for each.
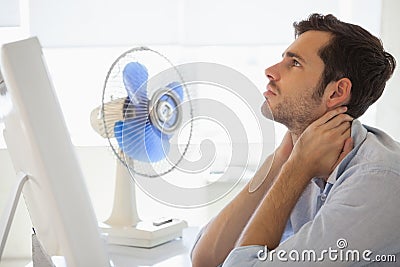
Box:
[261,89,322,136]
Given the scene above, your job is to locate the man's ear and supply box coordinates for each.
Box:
[325,78,352,108]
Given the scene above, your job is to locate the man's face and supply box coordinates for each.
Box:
[261,30,332,134]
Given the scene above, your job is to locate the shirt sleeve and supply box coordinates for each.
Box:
[222,245,266,266]
[222,167,400,266]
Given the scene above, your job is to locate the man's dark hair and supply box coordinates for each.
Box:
[294,13,396,118]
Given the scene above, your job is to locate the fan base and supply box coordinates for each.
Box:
[99,219,187,248]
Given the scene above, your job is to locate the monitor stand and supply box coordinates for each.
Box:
[0,173,57,267]
[0,172,28,260]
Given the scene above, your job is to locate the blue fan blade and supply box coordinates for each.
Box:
[167,82,183,101]
[114,119,171,162]
[123,62,148,105]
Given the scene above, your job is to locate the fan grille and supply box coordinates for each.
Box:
[101,47,194,177]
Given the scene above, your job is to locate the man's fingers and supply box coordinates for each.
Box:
[314,106,348,126]
[325,114,353,130]
[342,126,351,137]
[332,121,352,136]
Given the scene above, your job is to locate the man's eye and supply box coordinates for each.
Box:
[293,60,301,67]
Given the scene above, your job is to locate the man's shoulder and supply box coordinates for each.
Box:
[353,124,400,174]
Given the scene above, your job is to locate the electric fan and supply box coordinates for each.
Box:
[90,47,192,247]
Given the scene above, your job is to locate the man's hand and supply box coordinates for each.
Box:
[288,106,353,179]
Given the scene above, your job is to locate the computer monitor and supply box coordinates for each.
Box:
[0,37,109,266]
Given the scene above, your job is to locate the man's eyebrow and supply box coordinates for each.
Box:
[282,51,307,64]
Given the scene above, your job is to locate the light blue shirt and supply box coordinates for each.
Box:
[193,120,400,266]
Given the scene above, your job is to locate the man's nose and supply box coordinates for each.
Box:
[265,63,280,81]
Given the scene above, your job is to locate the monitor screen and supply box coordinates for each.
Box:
[0,37,109,266]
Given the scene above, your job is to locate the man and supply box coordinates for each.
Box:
[191,14,399,266]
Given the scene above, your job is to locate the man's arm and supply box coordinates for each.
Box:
[191,132,293,267]
[236,107,353,249]
[222,168,400,266]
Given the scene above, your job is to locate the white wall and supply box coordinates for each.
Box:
[376,0,400,140]
[27,0,360,47]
